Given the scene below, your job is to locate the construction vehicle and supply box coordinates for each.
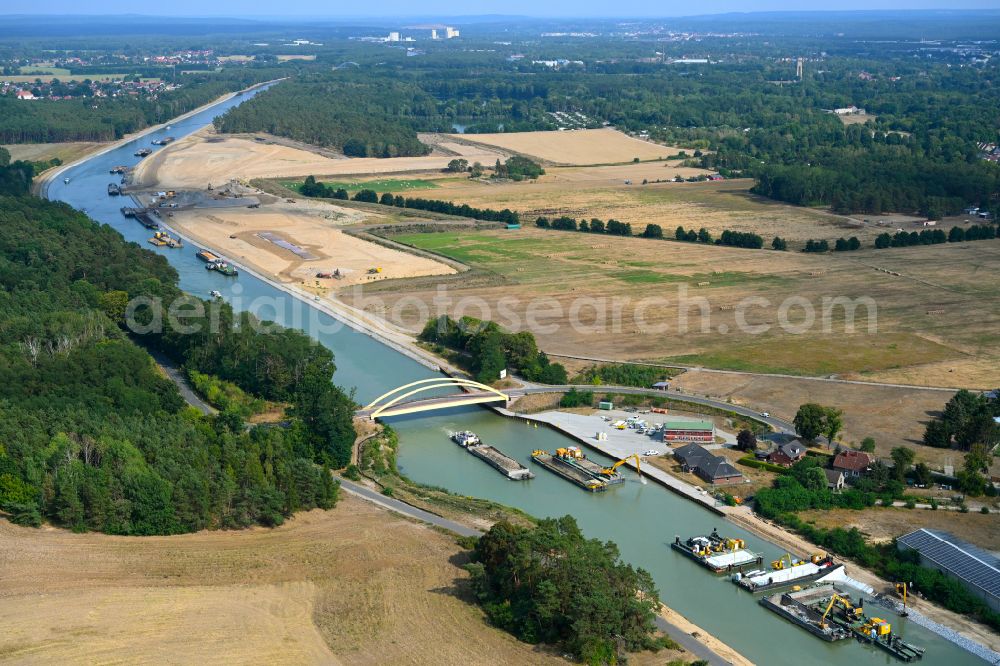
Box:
[819,593,862,629]
[895,582,911,616]
[601,454,645,484]
[368,267,383,274]
[772,553,806,570]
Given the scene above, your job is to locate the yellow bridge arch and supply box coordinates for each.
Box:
[361,377,509,419]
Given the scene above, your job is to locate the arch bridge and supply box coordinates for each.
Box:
[356,377,510,420]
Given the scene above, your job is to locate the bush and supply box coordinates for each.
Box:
[560,388,594,408]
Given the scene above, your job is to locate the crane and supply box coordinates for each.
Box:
[820,593,862,629]
[601,454,645,483]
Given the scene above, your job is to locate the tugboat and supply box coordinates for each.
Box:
[63,177,70,184]
[451,431,481,447]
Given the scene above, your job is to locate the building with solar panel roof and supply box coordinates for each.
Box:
[897,528,1000,611]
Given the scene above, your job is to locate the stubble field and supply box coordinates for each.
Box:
[0,497,564,665]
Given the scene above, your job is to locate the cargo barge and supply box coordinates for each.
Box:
[107,183,121,196]
[760,585,852,642]
[134,148,152,157]
[134,211,159,230]
[196,250,219,263]
[151,136,175,145]
[469,444,534,480]
[450,432,533,480]
[762,584,924,661]
[733,555,840,592]
[532,450,608,491]
[672,530,763,573]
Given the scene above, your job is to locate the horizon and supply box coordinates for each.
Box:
[6,3,1000,19]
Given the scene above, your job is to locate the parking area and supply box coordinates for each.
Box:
[529,409,735,462]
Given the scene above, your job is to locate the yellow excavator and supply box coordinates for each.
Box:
[601,454,645,484]
[819,593,863,629]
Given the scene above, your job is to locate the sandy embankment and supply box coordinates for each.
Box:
[168,206,456,288]
[132,126,507,190]
[35,81,282,196]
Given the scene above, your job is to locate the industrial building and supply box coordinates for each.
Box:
[897,529,1000,612]
[661,420,714,443]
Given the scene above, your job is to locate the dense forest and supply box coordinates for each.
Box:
[212,46,999,215]
[465,516,664,662]
[214,74,431,157]
[0,69,281,143]
[0,193,355,534]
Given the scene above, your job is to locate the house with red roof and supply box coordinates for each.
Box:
[832,450,872,478]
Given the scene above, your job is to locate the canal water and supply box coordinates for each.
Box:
[45,88,987,666]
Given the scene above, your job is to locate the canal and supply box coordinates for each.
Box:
[44,87,987,666]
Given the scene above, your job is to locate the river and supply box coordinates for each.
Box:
[44,87,988,666]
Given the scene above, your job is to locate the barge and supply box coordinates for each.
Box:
[134,148,152,157]
[451,432,533,480]
[532,450,607,491]
[151,136,175,145]
[134,211,159,230]
[760,585,852,642]
[107,183,121,196]
[148,231,182,248]
[672,530,763,573]
[196,250,220,263]
[763,584,925,661]
[733,556,841,593]
[468,444,534,480]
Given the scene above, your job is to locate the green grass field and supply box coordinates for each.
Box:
[287,178,440,194]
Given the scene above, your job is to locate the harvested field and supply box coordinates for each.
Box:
[365,228,997,391]
[427,177,877,246]
[449,128,681,165]
[669,369,959,465]
[168,206,456,288]
[797,506,1000,551]
[0,497,560,665]
[0,497,692,665]
[4,141,105,165]
[277,54,317,61]
[133,127,505,190]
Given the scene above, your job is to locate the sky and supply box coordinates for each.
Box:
[7,0,1000,18]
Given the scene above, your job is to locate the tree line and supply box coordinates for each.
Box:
[0,193,355,534]
[299,177,520,224]
[874,224,997,248]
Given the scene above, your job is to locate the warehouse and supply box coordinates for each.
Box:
[897,529,1000,612]
[661,420,715,443]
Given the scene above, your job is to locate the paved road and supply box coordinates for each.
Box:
[337,475,730,665]
[546,352,963,393]
[336,476,481,537]
[147,348,216,415]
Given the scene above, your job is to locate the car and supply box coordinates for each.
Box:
[643,449,662,456]
[760,412,770,418]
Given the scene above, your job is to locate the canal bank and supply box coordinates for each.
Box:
[43,90,995,666]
